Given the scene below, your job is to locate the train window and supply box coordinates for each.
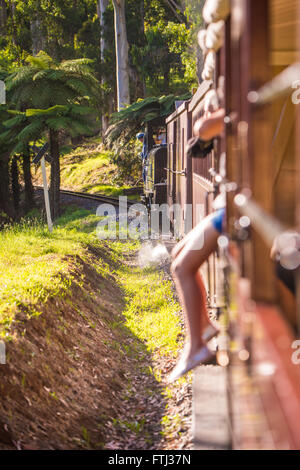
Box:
[172,121,177,202]
[177,117,181,178]
[182,128,185,171]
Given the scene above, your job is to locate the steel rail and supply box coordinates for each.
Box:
[34,186,140,207]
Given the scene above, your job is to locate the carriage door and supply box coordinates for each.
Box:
[168,120,177,206]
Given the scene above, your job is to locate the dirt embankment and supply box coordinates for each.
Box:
[0,246,166,450]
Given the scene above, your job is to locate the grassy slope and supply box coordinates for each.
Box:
[0,208,100,338]
[0,208,188,449]
[32,138,140,198]
[0,209,181,351]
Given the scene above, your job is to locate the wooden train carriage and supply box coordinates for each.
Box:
[166,86,223,309]
[142,116,167,208]
[165,0,300,448]
[144,145,168,207]
[187,82,223,310]
[166,82,215,234]
[188,81,216,227]
[216,0,300,450]
[166,101,192,235]
[184,0,300,450]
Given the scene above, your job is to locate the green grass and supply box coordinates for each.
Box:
[119,267,181,357]
[81,184,132,197]
[0,205,186,448]
[32,138,140,198]
[0,206,181,362]
[60,149,114,192]
[0,208,109,338]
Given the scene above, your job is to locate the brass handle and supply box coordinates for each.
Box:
[164,168,187,177]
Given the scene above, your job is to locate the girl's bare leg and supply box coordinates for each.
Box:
[195,270,211,329]
[171,217,219,359]
[171,225,198,259]
[171,218,217,333]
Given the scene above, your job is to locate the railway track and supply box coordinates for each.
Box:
[34,186,140,211]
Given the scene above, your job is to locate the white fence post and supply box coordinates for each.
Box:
[41,156,53,232]
[0,341,6,364]
[0,80,6,104]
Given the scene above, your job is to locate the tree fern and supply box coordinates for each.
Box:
[3,113,26,128]
[6,53,101,111]
[105,92,191,147]
[69,104,94,116]
[17,120,44,142]
[3,50,101,219]
[26,52,55,69]
[61,58,95,68]
[6,68,36,91]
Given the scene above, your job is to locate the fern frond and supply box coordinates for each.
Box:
[61,58,94,68]
[3,113,26,128]
[26,105,68,118]
[11,140,30,155]
[17,120,44,143]
[6,67,36,91]
[45,117,73,131]
[69,104,95,116]
[26,51,54,69]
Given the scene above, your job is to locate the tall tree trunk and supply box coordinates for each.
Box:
[11,156,20,213]
[140,0,146,97]
[30,13,46,55]
[98,0,109,61]
[196,0,206,83]
[49,130,60,220]
[112,0,130,111]
[22,149,35,211]
[8,0,17,46]
[162,0,187,24]
[0,153,15,219]
[0,0,7,36]
[97,0,110,134]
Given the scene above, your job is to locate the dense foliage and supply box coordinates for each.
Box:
[0,0,204,220]
[106,93,191,146]
[0,0,202,99]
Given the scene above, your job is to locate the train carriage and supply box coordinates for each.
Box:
[144,144,168,208]
[162,0,300,450]
[222,0,300,449]
[142,116,168,209]
[166,101,191,234]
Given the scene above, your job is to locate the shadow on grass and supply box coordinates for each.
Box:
[69,250,169,450]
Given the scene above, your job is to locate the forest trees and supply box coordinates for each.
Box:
[8,105,96,219]
[0,0,203,220]
[0,1,200,114]
[0,0,7,37]
[3,52,100,218]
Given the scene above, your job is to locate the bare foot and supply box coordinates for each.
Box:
[168,343,215,383]
[202,323,219,343]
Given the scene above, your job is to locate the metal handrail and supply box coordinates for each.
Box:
[234,193,285,248]
[164,167,187,177]
[234,193,300,334]
[248,62,300,106]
